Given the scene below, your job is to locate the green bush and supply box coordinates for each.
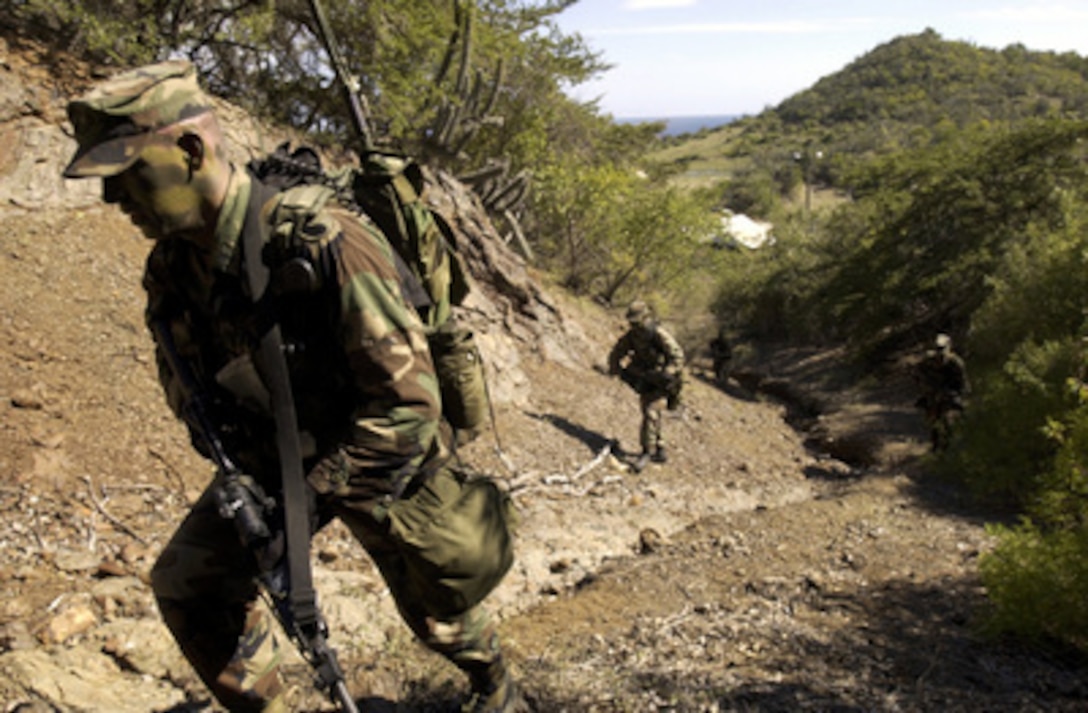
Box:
[976,360,1088,653]
[980,519,1088,652]
[938,340,1077,506]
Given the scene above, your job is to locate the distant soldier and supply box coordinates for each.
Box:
[608,300,686,471]
[914,333,970,451]
[709,327,732,385]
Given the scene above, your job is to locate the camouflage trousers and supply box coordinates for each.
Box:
[638,391,669,454]
[150,474,504,712]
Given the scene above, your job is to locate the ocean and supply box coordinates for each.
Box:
[616,114,740,137]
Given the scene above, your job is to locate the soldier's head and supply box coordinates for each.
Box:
[63,60,231,242]
[626,300,654,330]
[935,333,952,352]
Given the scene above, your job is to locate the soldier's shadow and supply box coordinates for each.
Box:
[526,411,617,455]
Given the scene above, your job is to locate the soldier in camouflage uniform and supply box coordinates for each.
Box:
[608,300,686,472]
[63,61,517,713]
[914,333,970,452]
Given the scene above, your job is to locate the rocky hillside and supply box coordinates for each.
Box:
[2,37,1085,712]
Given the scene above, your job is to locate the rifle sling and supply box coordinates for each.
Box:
[243,180,320,632]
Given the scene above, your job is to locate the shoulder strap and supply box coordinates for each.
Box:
[243,179,278,300]
[241,181,320,633]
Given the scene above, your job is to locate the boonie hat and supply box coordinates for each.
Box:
[626,300,651,323]
[64,60,211,178]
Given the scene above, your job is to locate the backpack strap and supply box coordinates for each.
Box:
[241,179,320,635]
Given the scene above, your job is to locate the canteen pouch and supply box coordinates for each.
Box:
[386,467,517,617]
[429,320,488,433]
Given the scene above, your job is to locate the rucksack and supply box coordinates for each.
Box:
[247,142,489,436]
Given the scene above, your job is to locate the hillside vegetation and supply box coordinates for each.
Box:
[653,29,1088,193]
[652,31,1088,655]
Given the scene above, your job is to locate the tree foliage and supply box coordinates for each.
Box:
[13,3,645,251]
[10,2,596,168]
[817,119,1088,358]
[529,126,719,305]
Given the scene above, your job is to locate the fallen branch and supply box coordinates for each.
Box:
[570,442,613,481]
[508,443,622,496]
[147,447,189,495]
[81,474,149,546]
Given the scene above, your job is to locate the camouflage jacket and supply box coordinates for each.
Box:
[144,167,445,502]
[915,350,969,413]
[608,323,685,393]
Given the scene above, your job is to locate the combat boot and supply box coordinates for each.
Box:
[652,446,667,464]
[463,657,521,713]
[632,451,651,473]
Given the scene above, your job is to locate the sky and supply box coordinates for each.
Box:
[552,0,1088,118]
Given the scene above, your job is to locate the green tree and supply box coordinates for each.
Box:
[816,119,1088,358]
[597,183,717,306]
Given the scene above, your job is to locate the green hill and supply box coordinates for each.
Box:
[653,29,1088,192]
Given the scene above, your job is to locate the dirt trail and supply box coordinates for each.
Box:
[1,40,1085,712]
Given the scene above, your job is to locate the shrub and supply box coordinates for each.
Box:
[980,519,1088,652]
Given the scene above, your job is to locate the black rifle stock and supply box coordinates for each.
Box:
[150,319,358,713]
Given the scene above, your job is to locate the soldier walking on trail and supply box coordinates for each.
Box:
[63,61,519,713]
[709,327,732,385]
[914,333,970,452]
[608,300,686,472]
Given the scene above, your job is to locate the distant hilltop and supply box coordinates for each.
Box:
[617,114,740,137]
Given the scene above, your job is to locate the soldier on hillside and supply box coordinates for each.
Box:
[709,326,732,385]
[62,61,519,713]
[608,300,686,472]
[914,333,970,451]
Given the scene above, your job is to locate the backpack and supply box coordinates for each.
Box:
[247,142,489,436]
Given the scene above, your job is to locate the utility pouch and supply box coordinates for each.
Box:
[386,467,517,617]
[428,319,488,433]
[665,372,683,410]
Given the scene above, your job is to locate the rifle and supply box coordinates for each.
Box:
[308,0,374,154]
[150,319,359,713]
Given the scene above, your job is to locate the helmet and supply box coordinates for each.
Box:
[935,333,952,350]
[626,300,651,324]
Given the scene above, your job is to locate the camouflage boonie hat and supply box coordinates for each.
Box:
[64,60,211,178]
[626,300,651,324]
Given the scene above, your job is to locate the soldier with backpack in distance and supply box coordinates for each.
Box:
[608,300,686,473]
[914,332,970,452]
[63,61,519,713]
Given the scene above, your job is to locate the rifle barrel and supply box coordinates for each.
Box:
[332,680,360,713]
[308,0,374,152]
